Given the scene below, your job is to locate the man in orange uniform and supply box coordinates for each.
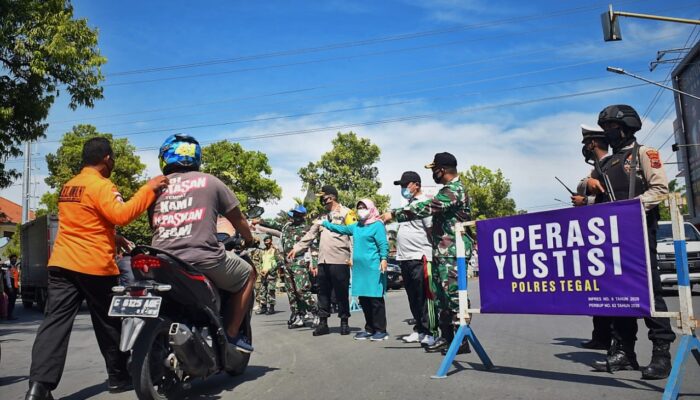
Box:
[25,138,169,400]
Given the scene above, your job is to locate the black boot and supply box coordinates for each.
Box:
[340,318,350,335]
[313,317,330,336]
[25,382,54,400]
[641,342,672,380]
[592,340,639,372]
[266,305,275,315]
[107,375,133,394]
[441,337,471,355]
[256,305,267,315]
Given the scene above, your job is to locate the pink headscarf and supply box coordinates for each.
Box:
[357,198,383,225]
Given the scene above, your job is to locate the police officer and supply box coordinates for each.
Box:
[289,186,355,336]
[571,125,614,350]
[581,105,675,380]
[382,152,472,355]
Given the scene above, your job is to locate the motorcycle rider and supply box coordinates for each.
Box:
[150,134,257,353]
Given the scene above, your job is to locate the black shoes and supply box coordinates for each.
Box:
[641,342,672,380]
[592,349,640,372]
[441,339,471,355]
[313,318,330,336]
[266,305,275,315]
[406,318,416,325]
[25,382,54,400]
[581,338,611,351]
[255,306,268,315]
[340,318,350,335]
[425,337,449,353]
[107,375,133,394]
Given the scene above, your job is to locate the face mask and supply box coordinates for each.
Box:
[581,144,594,163]
[293,216,305,225]
[432,169,444,184]
[401,187,412,199]
[604,127,625,151]
[357,209,370,220]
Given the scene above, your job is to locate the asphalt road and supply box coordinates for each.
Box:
[2,282,699,400]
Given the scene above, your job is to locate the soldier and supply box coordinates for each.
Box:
[382,152,472,355]
[253,205,318,328]
[251,236,283,315]
[571,125,614,351]
[580,105,675,380]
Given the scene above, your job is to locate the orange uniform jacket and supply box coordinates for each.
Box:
[48,168,156,276]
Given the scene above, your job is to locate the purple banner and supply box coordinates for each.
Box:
[476,199,651,317]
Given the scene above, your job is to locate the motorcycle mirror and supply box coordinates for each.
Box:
[246,206,264,219]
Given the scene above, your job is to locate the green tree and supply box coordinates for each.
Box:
[298,132,390,212]
[40,125,152,243]
[459,165,517,220]
[659,179,687,220]
[201,140,282,212]
[1,0,106,188]
[0,224,21,259]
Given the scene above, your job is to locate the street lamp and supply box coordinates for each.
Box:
[601,4,700,42]
[605,66,700,101]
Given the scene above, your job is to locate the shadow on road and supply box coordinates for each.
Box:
[58,382,107,400]
[180,365,279,399]
[551,337,587,348]
[452,361,664,393]
[0,375,27,386]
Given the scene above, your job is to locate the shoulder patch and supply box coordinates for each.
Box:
[646,149,662,169]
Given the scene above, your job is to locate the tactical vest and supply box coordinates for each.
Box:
[592,144,647,204]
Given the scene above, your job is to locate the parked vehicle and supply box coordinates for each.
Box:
[385,258,403,290]
[656,221,700,288]
[20,214,58,312]
[112,207,263,399]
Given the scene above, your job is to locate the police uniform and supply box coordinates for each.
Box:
[583,104,675,379]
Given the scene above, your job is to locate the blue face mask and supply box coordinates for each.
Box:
[401,187,412,199]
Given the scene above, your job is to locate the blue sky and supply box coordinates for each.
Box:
[3,0,699,216]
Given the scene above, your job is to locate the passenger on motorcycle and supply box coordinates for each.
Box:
[150,134,257,353]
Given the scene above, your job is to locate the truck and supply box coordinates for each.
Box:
[20,214,58,312]
[657,221,700,288]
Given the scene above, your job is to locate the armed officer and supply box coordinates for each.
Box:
[580,105,675,380]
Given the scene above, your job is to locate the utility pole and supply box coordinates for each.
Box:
[21,141,31,223]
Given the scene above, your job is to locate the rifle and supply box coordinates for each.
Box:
[589,153,616,202]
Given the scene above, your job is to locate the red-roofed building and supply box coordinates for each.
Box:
[0,197,35,238]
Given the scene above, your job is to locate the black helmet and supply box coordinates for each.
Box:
[597,104,642,134]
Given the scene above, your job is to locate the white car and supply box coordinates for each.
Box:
[656,221,700,288]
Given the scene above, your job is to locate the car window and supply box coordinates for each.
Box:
[656,224,700,242]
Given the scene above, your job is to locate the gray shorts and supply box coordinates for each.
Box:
[199,251,252,293]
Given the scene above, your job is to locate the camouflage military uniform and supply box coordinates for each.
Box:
[261,220,317,316]
[392,177,472,325]
[251,246,283,308]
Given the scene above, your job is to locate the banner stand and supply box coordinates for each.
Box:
[663,193,700,400]
[432,222,494,379]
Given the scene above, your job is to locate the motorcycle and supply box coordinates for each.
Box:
[109,206,264,400]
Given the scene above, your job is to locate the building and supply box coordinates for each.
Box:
[0,196,35,238]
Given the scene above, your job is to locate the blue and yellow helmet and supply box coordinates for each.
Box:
[159,134,202,174]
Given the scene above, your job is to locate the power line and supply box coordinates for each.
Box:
[44,50,656,143]
[105,1,643,77]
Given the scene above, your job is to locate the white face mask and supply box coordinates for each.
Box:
[357,209,370,220]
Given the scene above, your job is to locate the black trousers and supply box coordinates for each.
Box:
[399,259,430,335]
[359,296,387,333]
[29,268,128,390]
[591,316,613,343]
[317,263,350,319]
[6,287,17,318]
[612,216,676,347]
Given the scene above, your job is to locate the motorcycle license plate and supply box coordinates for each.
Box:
[109,296,162,318]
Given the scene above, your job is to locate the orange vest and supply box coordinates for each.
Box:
[48,168,156,276]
